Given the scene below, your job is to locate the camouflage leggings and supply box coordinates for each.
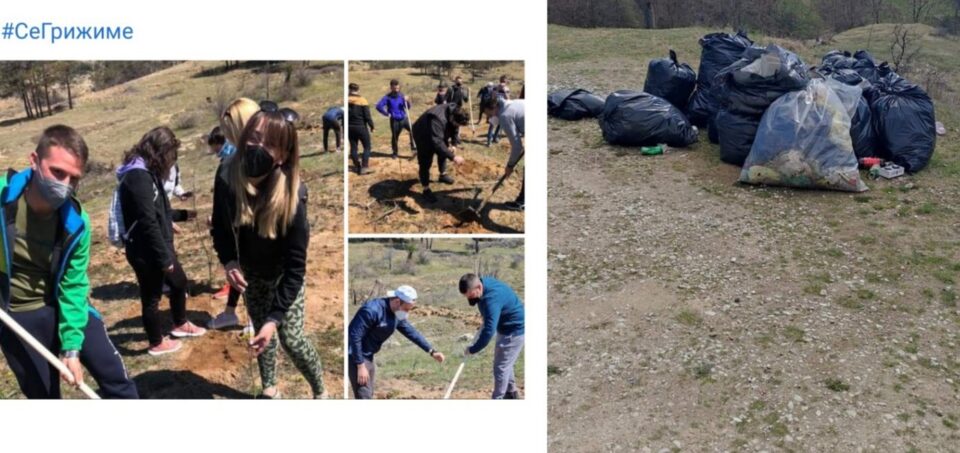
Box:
[243,276,324,397]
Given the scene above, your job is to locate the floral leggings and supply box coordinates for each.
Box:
[244,276,324,397]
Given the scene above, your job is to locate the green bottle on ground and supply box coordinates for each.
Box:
[640,145,664,156]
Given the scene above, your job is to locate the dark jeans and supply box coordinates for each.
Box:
[349,125,372,168]
[487,124,501,145]
[415,146,448,189]
[348,358,376,399]
[128,258,188,347]
[323,120,341,151]
[0,306,139,399]
[224,286,240,309]
[389,117,414,155]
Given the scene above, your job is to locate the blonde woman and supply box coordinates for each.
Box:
[211,107,325,398]
[208,98,260,329]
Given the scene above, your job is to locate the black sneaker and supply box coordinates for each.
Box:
[504,201,524,211]
[439,174,455,185]
[360,166,372,175]
[504,390,520,399]
[391,153,398,159]
[422,189,438,203]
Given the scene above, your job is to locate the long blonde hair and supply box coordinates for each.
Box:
[230,111,301,239]
[220,98,259,145]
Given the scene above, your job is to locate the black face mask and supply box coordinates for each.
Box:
[244,145,276,178]
[468,297,481,306]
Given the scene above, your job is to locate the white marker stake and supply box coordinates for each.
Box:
[443,361,466,400]
[0,309,100,399]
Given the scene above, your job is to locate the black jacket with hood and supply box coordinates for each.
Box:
[412,103,463,160]
[117,159,188,271]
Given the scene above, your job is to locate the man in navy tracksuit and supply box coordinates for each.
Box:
[321,106,343,153]
[347,285,445,399]
[460,273,524,399]
[375,79,416,159]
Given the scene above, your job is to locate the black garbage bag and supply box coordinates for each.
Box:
[851,50,895,85]
[548,89,606,120]
[821,50,856,70]
[598,90,699,148]
[644,50,696,111]
[715,44,809,117]
[707,114,720,144]
[715,108,760,166]
[740,79,868,192]
[825,69,877,158]
[871,75,937,172]
[687,30,754,126]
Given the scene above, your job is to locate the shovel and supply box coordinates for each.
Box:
[458,150,523,223]
[0,309,100,399]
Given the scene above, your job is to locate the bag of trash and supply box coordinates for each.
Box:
[871,75,937,172]
[824,69,877,158]
[715,44,809,117]
[598,90,699,148]
[548,89,606,120]
[851,50,894,85]
[715,108,760,166]
[740,79,868,192]
[644,50,697,111]
[687,30,754,126]
[821,50,856,71]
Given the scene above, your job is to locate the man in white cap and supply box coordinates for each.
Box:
[347,285,445,399]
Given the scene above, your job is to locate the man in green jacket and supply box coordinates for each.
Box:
[0,125,137,398]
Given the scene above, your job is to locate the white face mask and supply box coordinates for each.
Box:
[395,310,409,321]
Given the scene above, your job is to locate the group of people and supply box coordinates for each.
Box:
[1,96,335,399]
[348,274,525,399]
[348,73,525,210]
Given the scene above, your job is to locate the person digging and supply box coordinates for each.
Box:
[0,125,138,398]
[347,285,445,399]
[459,273,525,399]
[479,94,525,211]
[411,103,471,204]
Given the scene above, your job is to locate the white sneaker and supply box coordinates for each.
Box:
[207,311,240,330]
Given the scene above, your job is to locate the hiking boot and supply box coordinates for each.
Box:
[422,189,438,204]
[504,201,524,211]
[439,174,455,185]
[147,337,182,356]
[360,166,372,175]
[207,311,240,330]
[504,390,520,399]
[171,321,207,338]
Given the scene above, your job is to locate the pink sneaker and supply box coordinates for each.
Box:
[171,321,207,338]
[148,338,182,356]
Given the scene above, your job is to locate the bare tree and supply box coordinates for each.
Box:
[911,0,937,22]
[868,0,885,23]
[890,24,923,73]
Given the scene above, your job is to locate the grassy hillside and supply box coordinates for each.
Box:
[348,239,525,399]
[549,24,960,451]
[0,61,345,399]
[347,62,525,234]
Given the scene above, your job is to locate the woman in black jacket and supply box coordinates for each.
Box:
[211,109,325,398]
[118,127,206,356]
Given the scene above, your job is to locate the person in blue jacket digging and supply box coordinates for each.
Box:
[460,273,525,399]
[347,285,445,399]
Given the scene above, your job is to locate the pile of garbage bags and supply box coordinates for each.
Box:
[598,90,699,148]
[871,75,937,172]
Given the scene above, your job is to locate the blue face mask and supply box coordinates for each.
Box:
[34,166,73,209]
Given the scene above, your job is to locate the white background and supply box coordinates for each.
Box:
[0,1,547,451]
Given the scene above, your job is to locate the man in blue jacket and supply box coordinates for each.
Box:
[460,273,524,399]
[375,79,417,159]
[347,285,445,399]
[321,106,343,153]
